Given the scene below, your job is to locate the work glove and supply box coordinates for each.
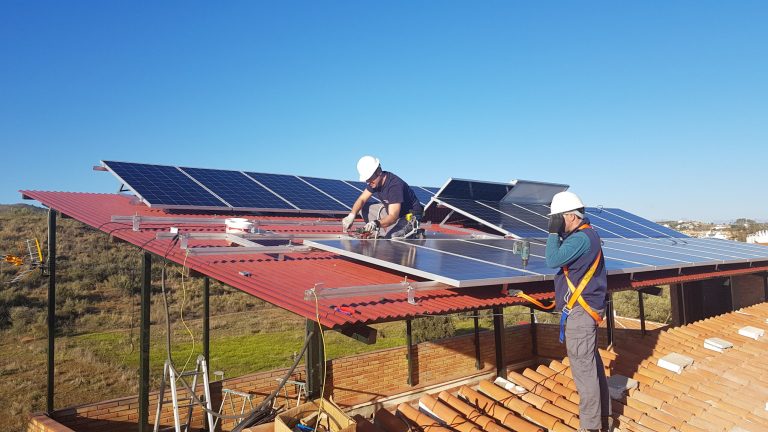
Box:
[364,220,380,233]
[342,212,356,231]
[548,213,564,234]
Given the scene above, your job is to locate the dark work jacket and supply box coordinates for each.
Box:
[554,220,607,312]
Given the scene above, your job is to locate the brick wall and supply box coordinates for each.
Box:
[731,274,765,309]
[34,325,535,432]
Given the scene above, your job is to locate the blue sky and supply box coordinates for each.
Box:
[1,1,766,222]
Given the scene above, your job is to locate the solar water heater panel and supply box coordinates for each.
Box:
[103,161,226,208]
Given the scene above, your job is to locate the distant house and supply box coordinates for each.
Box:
[747,230,768,244]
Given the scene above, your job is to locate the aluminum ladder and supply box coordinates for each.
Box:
[154,355,214,432]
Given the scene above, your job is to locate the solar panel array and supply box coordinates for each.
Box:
[102,161,438,213]
[426,179,688,239]
[306,237,768,288]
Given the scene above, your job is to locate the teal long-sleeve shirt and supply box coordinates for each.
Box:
[545,232,590,268]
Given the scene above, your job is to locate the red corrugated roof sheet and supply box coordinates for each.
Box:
[21,191,555,328]
[21,191,768,328]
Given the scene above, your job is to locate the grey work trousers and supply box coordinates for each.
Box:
[565,305,610,430]
[362,202,408,238]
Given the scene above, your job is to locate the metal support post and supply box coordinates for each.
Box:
[606,293,615,348]
[473,311,481,370]
[203,277,210,368]
[406,319,414,385]
[46,210,56,414]
[529,307,538,356]
[139,252,151,432]
[638,290,646,336]
[305,320,324,398]
[493,307,506,378]
[729,276,735,312]
[760,273,768,301]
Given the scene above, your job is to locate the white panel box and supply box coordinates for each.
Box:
[738,326,765,340]
[494,376,526,395]
[703,337,733,352]
[657,353,694,374]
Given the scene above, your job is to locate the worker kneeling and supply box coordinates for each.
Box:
[545,191,612,432]
[341,155,424,239]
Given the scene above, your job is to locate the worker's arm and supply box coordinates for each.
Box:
[545,231,590,268]
[350,189,373,216]
[342,189,373,230]
[378,202,402,228]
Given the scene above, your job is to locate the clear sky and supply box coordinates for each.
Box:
[1,1,766,222]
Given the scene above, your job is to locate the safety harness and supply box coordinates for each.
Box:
[559,224,603,343]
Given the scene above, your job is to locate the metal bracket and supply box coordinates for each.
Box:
[113,215,345,232]
[155,231,312,256]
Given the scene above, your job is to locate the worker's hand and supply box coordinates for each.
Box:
[548,214,564,234]
[364,220,380,233]
[342,212,356,231]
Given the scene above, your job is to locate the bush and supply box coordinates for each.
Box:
[410,315,455,343]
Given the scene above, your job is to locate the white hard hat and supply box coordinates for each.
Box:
[549,191,585,215]
[357,155,380,181]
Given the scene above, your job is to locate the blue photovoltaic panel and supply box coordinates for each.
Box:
[442,199,549,237]
[305,238,540,287]
[103,161,225,207]
[299,176,358,208]
[246,172,348,212]
[411,187,435,206]
[306,236,768,288]
[422,186,440,195]
[181,167,295,210]
[594,208,688,238]
[436,179,512,201]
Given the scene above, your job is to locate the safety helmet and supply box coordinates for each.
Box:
[357,155,381,182]
[549,191,585,215]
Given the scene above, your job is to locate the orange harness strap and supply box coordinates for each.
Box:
[562,224,603,324]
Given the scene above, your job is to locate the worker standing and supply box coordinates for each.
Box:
[545,191,611,432]
[341,155,423,238]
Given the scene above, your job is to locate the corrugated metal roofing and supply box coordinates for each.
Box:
[21,191,554,328]
[21,190,768,329]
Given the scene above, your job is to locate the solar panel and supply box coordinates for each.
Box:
[592,208,688,238]
[435,179,512,201]
[102,160,440,214]
[181,167,295,210]
[299,176,362,208]
[426,178,687,240]
[103,161,226,208]
[411,186,436,206]
[245,172,349,212]
[306,237,768,288]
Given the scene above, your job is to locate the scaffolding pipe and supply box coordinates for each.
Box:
[46,210,56,414]
[139,252,151,432]
[493,306,506,378]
